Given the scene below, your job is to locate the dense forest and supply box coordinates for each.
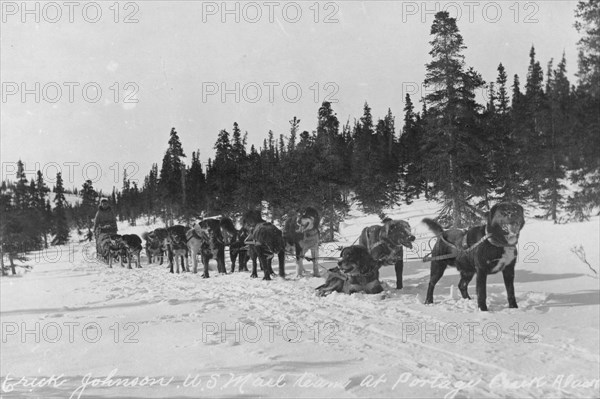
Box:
[1,4,598,268]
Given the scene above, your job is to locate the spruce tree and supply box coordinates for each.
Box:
[34,171,51,248]
[568,0,600,218]
[315,102,349,241]
[80,180,98,228]
[52,173,70,245]
[186,151,207,217]
[210,129,236,213]
[142,163,159,221]
[399,94,425,201]
[523,46,547,201]
[158,127,186,223]
[540,55,570,221]
[489,64,526,202]
[422,11,487,226]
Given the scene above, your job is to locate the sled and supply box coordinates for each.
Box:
[95,224,117,263]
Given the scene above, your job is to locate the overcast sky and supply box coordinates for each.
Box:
[1,1,581,193]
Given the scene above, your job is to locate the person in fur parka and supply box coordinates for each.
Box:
[93,198,118,236]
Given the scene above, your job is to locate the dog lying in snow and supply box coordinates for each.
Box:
[315,246,383,296]
[422,202,525,311]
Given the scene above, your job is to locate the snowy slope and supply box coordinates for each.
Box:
[1,199,599,398]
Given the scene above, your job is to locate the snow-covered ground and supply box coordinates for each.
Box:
[2,199,599,398]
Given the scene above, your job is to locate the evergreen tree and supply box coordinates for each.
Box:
[288,117,300,152]
[79,180,98,228]
[568,0,600,218]
[142,163,160,221]
[35,171,51,248]
[352,103,382,213]
[208,128,237,213]
[158,127,186,223]
[399,94,425,201]
[13,160,31,211]
[574,0,600,97]
[234,145,264,211]
[186,150,207,217]
[52,173,70,245]
[0,182,21,274]
[539,55,571,221]
[231,122,246,162]
[523,46,547,201]
[489,64,527,202]
[314,102,349,240]
[422,11,487,226]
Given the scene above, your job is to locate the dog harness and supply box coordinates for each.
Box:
[368,234,404,264]
[422,226,517,262]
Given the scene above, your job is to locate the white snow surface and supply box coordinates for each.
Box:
[2,199,599,398]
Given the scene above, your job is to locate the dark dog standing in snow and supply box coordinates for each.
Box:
[422,202,525,311]
[119,234,143,269]
[359,218,415,289]
[142,229,165,265]
[242,210,285,280]
[143,226,189,273]
[219,217,255,273]
[228,227,257,273]
[283,207,320,277]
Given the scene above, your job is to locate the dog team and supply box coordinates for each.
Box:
[94,201,525,311]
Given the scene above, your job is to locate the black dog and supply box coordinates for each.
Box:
[316,246,383,296]
[283,207,320,277]
[358,218,415,289]
[422,202,525,311]
[119,234,143,269]
[229,227,258,273]
[142,229,166,265]
[241,210,285,280]
[218,217,255,273]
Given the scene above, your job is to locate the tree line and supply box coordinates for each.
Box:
[126,7,598,230]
